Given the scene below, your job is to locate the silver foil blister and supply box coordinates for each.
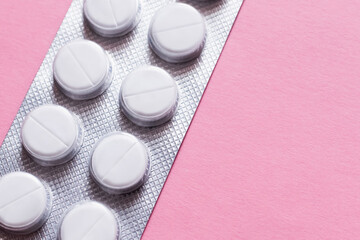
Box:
[0,0,243,239]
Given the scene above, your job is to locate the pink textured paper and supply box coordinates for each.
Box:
[2,0,360,239]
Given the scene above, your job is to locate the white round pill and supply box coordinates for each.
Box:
[58,201,119,240]
[148,3,206,63]
[21,104,83,166]
[84,0,141,37]
[53,39,113,100]
[90,132,150,194]
[0,172,51,234]
[119,66,179,127]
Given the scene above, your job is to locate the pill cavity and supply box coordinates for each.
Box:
[0,172,51,234]
[84,0,141,37]
[53,39,113,100]
[90,132,150,194]
[148,3,206,63]
[119,66,179,127]
[58,201,119,240]
[21,104,83,166]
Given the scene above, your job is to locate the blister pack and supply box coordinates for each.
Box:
[0,0,243,239]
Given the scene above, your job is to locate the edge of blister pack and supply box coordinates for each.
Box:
[0,0,244,239]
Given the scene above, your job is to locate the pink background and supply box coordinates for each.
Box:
[1,0,360,239]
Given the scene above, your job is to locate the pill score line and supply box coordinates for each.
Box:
[107,0,119,27]
[123,85,175,98]
[79,212,107,240]
[99,141,138,181]
[0,187,42,211]
[29,116,70,148]
[153,22,204,34]
[66,47,96,87]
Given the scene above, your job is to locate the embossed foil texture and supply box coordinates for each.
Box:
[0,0,243,239]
